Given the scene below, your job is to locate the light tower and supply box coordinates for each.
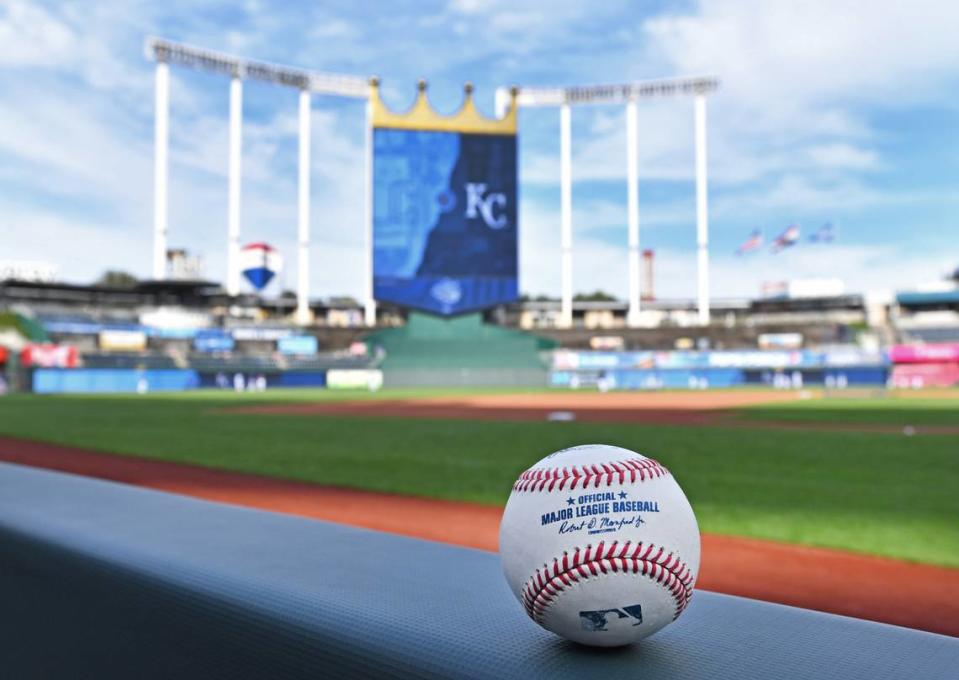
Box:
[497,76,719,327]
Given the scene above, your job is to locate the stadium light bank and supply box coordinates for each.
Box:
[496,76,719,327]
[145,36,369,326]
[146,36,719,328]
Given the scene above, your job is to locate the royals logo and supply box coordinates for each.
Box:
[465,182,508,229]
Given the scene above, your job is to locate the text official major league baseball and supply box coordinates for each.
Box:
[499,444,701,646]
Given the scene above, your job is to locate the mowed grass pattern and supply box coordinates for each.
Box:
[0,389,957,567]
[740,391,959,426]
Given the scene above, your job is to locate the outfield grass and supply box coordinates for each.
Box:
[740,390,959,426]
[0,390,956,568]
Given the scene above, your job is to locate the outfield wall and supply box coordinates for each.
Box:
[888,343,959,388]
[550,349,890,390]
[368,313,552,388]
[31,368,339,394]
[34,368,200,393]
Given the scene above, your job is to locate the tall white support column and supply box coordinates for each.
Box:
[363,97,376,327]
[694,93,710,326]
[626,99,641,327]
[559,103,573,329]
[494,88,510,120]
[227,75,243,296]
[152,61,169,280]
[296,88,312,326]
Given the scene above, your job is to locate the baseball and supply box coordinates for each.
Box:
[499,444,700,646]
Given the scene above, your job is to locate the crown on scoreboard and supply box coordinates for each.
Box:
[370,78,517,135]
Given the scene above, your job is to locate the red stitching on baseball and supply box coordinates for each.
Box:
[512,457,669,492]
[520,540,694,625]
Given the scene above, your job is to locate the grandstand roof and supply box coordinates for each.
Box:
[749,294,865,313]
[896,289,959,306]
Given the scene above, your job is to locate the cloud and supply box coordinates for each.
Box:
[635,0,959,183]
[521,102,697,185]
[2,0,957,306]
[519,184,955,302]
[644,1,959,107]
[805,143,879,171]
[0,207,148,284]
[519,197,626,298]
[0,15,370,299]
[698,244,956,300]
[0,1,148,93]
[0,1,75,69]
[711,175,906,216]
[521,224,955,302]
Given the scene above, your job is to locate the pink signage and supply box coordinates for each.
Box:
[889,343,959,363]
[890,362,959,388]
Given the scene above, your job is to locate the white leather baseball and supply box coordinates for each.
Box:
[499,444,700,646]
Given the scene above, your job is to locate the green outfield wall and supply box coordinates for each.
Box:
[365,313,555,387]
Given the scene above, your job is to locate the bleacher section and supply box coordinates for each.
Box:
[893,289,959,343]
[80,353,179,369]
[8,276,959,392]
[898,326,959,343]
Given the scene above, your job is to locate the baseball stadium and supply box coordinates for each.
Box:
[2,4,958,679]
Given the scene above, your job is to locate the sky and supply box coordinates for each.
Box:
[2,0,958,302]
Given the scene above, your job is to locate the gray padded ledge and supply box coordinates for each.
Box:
[0,462,956,679]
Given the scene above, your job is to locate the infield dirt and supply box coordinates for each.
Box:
[230,391,959,434]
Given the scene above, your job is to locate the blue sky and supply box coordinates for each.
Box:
[2,0,957,301]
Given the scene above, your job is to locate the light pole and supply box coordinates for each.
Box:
[626,98,641,327]
[144,37,368,313]
[363,91,376,327]
[694,93,710,326]
[227,74,243,297]
[152,60,169,280]
[296,88,311,325]
[559,103,573,329]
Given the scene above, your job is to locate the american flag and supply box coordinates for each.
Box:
[771,224,800,253]
[736,229,763,254]
[809,222,837,243]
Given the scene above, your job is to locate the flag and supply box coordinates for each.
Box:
[736,229,763,255]
[809,222,836,243]
[771,224,800,253]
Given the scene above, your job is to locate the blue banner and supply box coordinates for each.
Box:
[277,336,318,355]
[553,349,890,371]
[194,330,235,352]
[373,128,518,315]
[33,369,200,394]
